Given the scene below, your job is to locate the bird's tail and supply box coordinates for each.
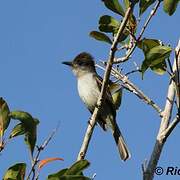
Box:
[112,123,131,161]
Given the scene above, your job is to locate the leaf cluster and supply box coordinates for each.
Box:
[0,98,39,155]
[89,0,178,77]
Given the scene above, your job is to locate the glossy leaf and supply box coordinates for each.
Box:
[163,0,179,16]
[0,97,10,136]
[9,123,26,139]
[89,31,112,44]
[102,0,125,16]
[99,15,120,33]
[48,175,91,180]
[150,61,167,75]
[139,0,156,15]
[9,111,34,125]
[141,45,172,76]
[3,163,26,180]
[48,168,68,179]
[137,38,160,54]
[145,46,172,65]
[9,111,39,155]
[24,120,38,156]
[38,157,64,170]
[98,15,130,42]
[65,160,90,175]
[47,160,90,179]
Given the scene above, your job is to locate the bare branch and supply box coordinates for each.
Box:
[113,44,136,64]
[96,63,162,116]
[138,1,161,41]
[125,69,140,76]
[76,3,135,161]
[175,40,180,108]
[160,114,180,140]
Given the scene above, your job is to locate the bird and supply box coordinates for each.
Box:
[62,52,130,161]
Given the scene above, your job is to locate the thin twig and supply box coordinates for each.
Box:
[113,44,136,64]
[96,63,162,115]
[117,45,128,51]
[167,58,173,74]
[125,69,140,76]
[76,2,135,161]
[26,124,60,180]
[138,0,161,41]
[111,67,162,115]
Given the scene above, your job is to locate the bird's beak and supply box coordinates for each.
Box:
[62,61,73,66]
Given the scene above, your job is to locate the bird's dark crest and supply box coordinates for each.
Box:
[73,52,95,67]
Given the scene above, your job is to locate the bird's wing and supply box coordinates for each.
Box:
[94,74,116,118]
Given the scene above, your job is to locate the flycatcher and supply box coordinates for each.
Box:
[62,52,130,161]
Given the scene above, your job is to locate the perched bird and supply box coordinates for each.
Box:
[62,52,130,161]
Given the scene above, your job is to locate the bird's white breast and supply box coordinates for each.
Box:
[77,73,100,110]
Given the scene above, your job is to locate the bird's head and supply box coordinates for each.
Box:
[62,52,96,77]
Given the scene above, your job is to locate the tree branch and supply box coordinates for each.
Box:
[143,39,180,180]
[96,63,162,116]
[161,114,180,140]
[174,41,180,108]
[76,3,135,161]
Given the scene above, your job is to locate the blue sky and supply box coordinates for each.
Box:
[0,0,179,179]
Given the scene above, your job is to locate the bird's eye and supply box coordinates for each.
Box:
[78,61,86,66]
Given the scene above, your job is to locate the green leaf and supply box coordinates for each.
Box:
[150,61,167,75]
[9,111,34,125]
[145,46,172,66]
[0,97,10,136]
[48,175,91,180]
[163,0,179,15]
[123,0,130,9]
[137,38,160,54]
[9,123,26,139]
[9,111,39,155]
[3,163,26,180]
[124,0,139,9]
[98,14,131,42]
[24,123,38,156]
[65,160,90,175]
[141,60,149,76]
[99,15,120,33]
[139,0,156,15]
[141,45,172,76]
[48,168,68,179]
[89,31,112,44]
[102,0,125,16]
